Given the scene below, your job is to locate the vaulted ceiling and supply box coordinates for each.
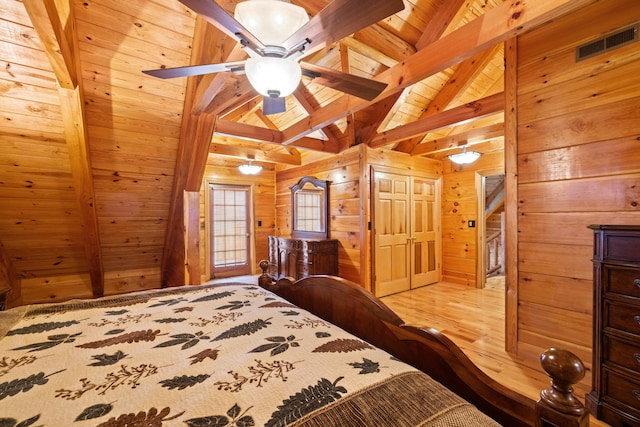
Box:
[0,0,593,299]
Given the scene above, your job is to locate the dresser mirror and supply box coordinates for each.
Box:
[291,176,329,239]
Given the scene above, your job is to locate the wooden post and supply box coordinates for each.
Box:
[535,348,589,427]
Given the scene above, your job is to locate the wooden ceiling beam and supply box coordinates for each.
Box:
[281,0,597,145]
[416,0,467,50]
[411,122,505,156]
[209,143,302,165]
[353,24,416,63]
[23,0,104,298]
[394,43,502,153]
[370,92,504,149]
[214,118,341,153]
[161,17,225,287]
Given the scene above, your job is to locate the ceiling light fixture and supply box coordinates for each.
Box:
[448,146,481,165]
[235,0,309,99]
[238,159,263,175]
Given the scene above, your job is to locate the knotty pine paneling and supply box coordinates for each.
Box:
[513,0,640,381]
[440,151,503,285]
[276,146,363,283]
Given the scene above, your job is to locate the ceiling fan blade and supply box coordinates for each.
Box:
[263,96,286,115]
[282,0,404,58]
[178,0,265,53]
[142,61,245,79]
[301,63,387,101]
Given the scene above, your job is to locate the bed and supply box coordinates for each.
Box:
[0,270,588,426]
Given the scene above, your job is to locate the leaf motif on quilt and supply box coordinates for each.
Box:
[89,350,128,366]
[0,370,63,400]
[265,377,347,427]
[173,306,193,313]
[148,297,187,307]
[190,312,242,327]
[159,374,210,390]
[348,358,381,374]
[215,360,297,392]
[315,332,331,338]
[217,300,251,311]
[0,356,37,377]
[249,335,300,356]
[55,364,159,400]
[185,403,255,427]
[191,290,235,303]
[0,414,40,427]
[7,320,81,336]
[105,310,128,316]
[89,314,151,327]
[189,349,220,365]
[155,331,210,350]
[260,302,297,309]
[286,317,329,330]
[95,407,185,427]
[212,318,272,342]
[76,330,162,349]
[105,329,125,335]
[11,333,82,352]
[312,338,373,353]
[75,403,113,421]
[154,318,186,324]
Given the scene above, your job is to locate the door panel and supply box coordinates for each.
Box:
[374,173,411,296]
[411,178,439,287]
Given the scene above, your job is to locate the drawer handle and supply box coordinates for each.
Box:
[635,278,640,288]
[635,390,640,401]
[635,353,640,365]
[636,315,640,326]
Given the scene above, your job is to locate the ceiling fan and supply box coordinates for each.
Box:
[143,0,405,114]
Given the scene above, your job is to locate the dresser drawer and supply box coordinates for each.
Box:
[603,232,640,263]
[603,369,640,417]
[605,265,640,299]
[604,335,640,373]
[606,301,640,335]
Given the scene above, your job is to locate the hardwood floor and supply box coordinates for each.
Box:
[381,278,610,427]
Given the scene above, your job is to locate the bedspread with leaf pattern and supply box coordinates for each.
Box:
[0,283,500,426]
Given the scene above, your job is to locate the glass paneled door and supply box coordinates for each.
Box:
[209,184,253,278]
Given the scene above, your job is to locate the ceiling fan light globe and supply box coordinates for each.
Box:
[235,0,309,46]
[245,57,301,98]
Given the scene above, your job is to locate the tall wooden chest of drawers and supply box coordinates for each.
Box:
[586,225,640,426]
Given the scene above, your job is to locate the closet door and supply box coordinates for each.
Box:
[411,178,439,288]
[373,172,411,296]
[373,171,440,297]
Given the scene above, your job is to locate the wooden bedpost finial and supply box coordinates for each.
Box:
[258,259,274,288]
[535,347,589,427]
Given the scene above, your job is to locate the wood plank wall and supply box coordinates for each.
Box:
[440,151,504,285]
[513,0,640,373]
[199,156,276,282]
[275,146,364,284]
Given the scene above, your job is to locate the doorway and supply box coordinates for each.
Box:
[208,183,254,278]
[372,169,441,297]
[475,171,505,288]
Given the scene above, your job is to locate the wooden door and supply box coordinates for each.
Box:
[411,178,439,288]
[209,184,253,278]
[374,172,411,296]
[374,172,440,297]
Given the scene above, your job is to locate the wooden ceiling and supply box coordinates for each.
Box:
[0,0,593,299]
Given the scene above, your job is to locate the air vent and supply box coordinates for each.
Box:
[576,24,638,61]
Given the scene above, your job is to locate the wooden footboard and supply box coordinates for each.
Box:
[258,265,589,426]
